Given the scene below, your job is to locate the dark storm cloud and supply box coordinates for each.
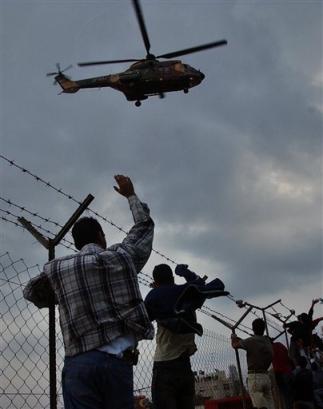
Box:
[1,1,322,307]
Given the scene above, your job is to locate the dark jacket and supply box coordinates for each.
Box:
[145,265,227,335]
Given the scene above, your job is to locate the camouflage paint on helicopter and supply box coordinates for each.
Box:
[54,60,205,105]
[47,0,226,106]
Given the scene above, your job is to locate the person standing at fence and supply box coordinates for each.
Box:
[145,263,227,409]
[231,318,275,409]
[23,175,155,409]
[284,298,323,362]
[144,264,204,409]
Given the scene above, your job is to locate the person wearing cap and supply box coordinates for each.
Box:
[23,175,154,409]
[231,318,274,409]
[145,263,226,409]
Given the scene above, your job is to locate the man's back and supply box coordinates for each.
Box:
[145,283,190,321]
[44,242,153,356]
[240,335,273,371]
[23,175,155,409]
[154,323,197,362]
[24,186,155,357]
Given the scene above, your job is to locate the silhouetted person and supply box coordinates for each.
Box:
[285,299,323,360]
[293,356,314,409]
[145,264,226,409]
[231,318,274,409]
[24,175,154,409]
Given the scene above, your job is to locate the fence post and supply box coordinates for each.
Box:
[48,244,57,409]
[209,305,254,408]
[18,193,94,409]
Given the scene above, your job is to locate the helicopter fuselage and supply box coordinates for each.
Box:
[55,60,205,104]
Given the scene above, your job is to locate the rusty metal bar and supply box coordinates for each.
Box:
[19,194,95,409]
[52,194,94,246]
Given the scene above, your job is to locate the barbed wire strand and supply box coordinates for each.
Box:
[1,154,297,330]
[0,154,178,263]
[1,210,293,334]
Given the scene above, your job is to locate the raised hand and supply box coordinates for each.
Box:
[114,175,135,198]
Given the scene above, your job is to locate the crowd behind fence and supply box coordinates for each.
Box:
[1,252,248,409]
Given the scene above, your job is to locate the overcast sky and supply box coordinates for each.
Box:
[1,0,322,336]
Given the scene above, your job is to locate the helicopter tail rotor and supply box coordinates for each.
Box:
[46,64,79,93]
[46,63,73,77]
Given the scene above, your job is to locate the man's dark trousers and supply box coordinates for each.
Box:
[152,355,195,409]
[62,350,133,409]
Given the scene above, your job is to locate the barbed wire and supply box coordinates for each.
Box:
[0,196,64,229]
[0,154,298,333]
[1,211,293,336]
[1,154,247,308]
[279,300,296,316]
[249,309,281,334]
[1,250,247,408]
[0,154,178,264]
[0,208,75,251]
[199,307,252,337]
[0,203,248,329]
[0,247,253,337]
[1,212,155,290]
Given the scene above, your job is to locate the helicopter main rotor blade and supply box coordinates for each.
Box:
[78,59,141,67]
[132,0,151,56]
[157,39,227,59]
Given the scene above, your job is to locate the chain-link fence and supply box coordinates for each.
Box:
[1,252,247,409]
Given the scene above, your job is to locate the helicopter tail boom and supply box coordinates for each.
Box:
[55,74,80,93]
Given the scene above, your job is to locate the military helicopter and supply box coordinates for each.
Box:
[47,0,227,106]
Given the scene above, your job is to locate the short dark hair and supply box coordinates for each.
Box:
[252,318,266,336]
[153,264,174,285]
[72,217,103,250]
[297,313,309,323]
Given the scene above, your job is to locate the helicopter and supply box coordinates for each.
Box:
[47,0,227,107]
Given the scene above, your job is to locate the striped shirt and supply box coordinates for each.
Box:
[23,195,154,356]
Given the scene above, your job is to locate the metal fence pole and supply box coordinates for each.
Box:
[48,244,57,409]
[18,193,94,409]
[209,306,254,409]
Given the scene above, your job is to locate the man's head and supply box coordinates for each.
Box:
[72,217,106,250]
[152,264,174,287]
[297,313,309,323]
[252,318,266,336]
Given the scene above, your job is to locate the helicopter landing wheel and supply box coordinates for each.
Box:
[183,88,189,94]
[135,100,141,107]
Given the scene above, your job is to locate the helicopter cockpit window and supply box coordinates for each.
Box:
[131,60,158,70]
[174,63,185,72]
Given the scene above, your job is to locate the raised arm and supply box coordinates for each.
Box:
[308,298,320,320]
[175,264,205,285]
[312,317,323,330]
[109,175,154,272]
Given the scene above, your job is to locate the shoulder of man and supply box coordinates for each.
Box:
[240,335,254,345]
[44,252,76,269]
